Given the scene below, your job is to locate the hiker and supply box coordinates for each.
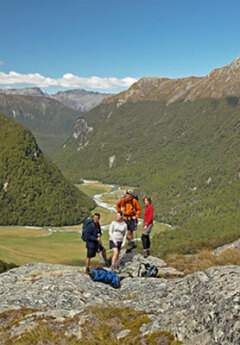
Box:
[85,213,108,273]
[142,196,154,257]
[109,211,127,269]
[116,190,141,251]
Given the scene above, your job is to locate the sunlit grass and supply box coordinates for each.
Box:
[0,229,100,267]
[76,182,113,196]
[164,248,240,275]
[0,226,50,237]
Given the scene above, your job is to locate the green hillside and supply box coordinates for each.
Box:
[0,93,83,156]
[0,112,95,226]
[55,97,240,253]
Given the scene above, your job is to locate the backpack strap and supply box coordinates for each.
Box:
[123,198,136,218]
[138,263,147,277]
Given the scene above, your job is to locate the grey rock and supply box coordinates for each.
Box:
[0,262,239,345]
[214,238,240,255]
[116,329,131,339]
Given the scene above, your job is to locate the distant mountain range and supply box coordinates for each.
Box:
[54,57,240,253]
[0,112,95,226]
[50,89,111,112]
[0,87,46,97]
[0,93,83,156]
[0,88,110,156]
[0,87,110,111]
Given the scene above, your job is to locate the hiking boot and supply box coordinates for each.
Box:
[143,250,148,258]
[126,242,133,253]
[127,241,137,250]
[131,242,137,249]
[85,267,90,274]
[111,265,120,273]
[147,250,150,256]
[105,259,111,268]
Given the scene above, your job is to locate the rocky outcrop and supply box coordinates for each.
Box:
[214,238,240,255]
[0,261,239,344]
[68,117,93,149]
[117,251,184,278]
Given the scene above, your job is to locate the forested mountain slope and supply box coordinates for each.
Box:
[55,96,240,252]
[0,112,95,226]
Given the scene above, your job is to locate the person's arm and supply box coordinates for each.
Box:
[86,223,98,242]
[134,199,142,218]
[121,223,127,248]
[116,198,123,213]
[109,221,114,241]
[145,205,153,227]
[97,224,102,241]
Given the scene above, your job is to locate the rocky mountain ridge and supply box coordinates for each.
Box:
[50,89,110,112]
[104,56,240,106]
[0,87,110,111]
[0,87,45,97]
[0,257,239,345]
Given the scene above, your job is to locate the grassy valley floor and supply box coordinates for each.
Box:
[0,182,168,267]
[1,181,239,274]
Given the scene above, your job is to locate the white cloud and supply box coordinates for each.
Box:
[0,71,137,91]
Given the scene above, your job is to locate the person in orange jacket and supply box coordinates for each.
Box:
[116,190,141,250]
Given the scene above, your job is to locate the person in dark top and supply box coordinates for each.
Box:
[85,213,108,273]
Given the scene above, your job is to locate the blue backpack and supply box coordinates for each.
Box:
[89,267,121,288]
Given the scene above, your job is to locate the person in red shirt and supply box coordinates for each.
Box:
[142,196,154,257]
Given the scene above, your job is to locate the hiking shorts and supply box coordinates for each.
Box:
[97,242,104,252]
[142,223,153,235]
[124,218,137,231]
[109,240,122,250]
[87,247,97,258]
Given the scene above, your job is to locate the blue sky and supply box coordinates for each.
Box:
[0,0,240,93]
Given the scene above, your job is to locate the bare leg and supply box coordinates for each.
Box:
[101,247,107,262]
[85,257,90,270]
[127,230,133,241]
[111,248,120,266]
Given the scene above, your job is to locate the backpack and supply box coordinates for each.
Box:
[81,217,94,242]
[138,263,158,277]
[89,267,121,288]
[123,192,139,214]
[132,192,138,201]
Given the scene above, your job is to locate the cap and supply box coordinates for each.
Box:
[126,189,133,195]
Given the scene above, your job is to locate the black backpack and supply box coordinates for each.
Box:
[132,192,138,201]
[81,217,94,242]
[138,263,158,277]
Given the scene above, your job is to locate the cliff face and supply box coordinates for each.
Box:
[0,261,239,345]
